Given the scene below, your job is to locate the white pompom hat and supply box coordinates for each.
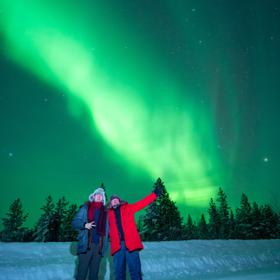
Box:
[88,188,106,205]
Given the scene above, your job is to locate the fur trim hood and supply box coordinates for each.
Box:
[88,187,106,205]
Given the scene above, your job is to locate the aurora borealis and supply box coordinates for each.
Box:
[0,0,279,226]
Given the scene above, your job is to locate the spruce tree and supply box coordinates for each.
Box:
[100,182,108,202]
[208,198,220,239]
[0,198,28,242]
[235,193,252,239]
[251,202,262,239]
[137,215,144,233]
[277,210,280,239]
[62,203,78,241]
[141,192,159,241]
[34,195,55,242]
[216,188,230,239]
[198,213,208,239]
[52,196,68,241]
[183,214,197,239]
[141,178,183,241]
[229,210,236,239]
[260,204,279,239]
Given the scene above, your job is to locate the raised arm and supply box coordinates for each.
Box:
[130,192,157,213]
[130,179,164,212]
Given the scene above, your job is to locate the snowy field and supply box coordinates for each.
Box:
[0,240,280,280]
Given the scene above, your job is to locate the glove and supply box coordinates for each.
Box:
[154,183,164,197]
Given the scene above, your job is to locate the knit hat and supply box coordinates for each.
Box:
[89,188,106,205]
[109,195,121,206]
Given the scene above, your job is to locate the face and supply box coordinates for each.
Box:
[111,198,120,208]
[94,193,103,203]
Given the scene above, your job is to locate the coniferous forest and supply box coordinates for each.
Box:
[1,179,279,242]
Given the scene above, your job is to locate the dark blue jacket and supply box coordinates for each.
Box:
[72,204,109,255]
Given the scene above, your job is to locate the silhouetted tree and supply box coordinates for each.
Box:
[198,214,208,239]
[141,178,183,241]
[251,202,262,239]
[235,193,253,239]
[208,198,221,239]
[228,210,236,239]
[140,191,159,241]
[0,198,28,242]
[217,188,230,239]
[260,204,279,239]
[183,214,197,239]
[34,195,55,242]
[100,182,108,203]
[51,196,68,241]
[62,203,78,241]
[137,215,144,233]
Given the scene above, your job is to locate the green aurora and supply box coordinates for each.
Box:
[0,0,279,226]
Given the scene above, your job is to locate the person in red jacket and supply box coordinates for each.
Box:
[108,182,163,280]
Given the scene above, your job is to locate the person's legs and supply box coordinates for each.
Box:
[88,243,102,280]
[76,247,94,280]
[126,250,142,280]
[113,241,126,280]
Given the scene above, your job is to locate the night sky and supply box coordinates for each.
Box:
[1,0,279,227]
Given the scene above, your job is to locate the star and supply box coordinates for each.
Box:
[263,157,269,162]
[8,152,13,157]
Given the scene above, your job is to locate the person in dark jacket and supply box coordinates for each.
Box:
[72,187,108,280]
[108,182,163,280]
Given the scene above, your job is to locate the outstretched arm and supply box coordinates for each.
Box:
[130,192,157,213]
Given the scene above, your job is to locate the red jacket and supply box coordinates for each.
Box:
[108,192,157,256]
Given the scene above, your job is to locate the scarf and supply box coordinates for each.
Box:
[87,201,107,236]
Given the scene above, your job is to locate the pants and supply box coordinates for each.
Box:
[76,243,102,280]
[113,241,142,280]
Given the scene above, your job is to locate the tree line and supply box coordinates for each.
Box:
[1,179,279,242]
[0,196,78,242]
[139,179,280,240]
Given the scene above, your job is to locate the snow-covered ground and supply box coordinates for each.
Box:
[0,240,280,280]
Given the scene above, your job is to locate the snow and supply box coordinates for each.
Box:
[0,240,280,279]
